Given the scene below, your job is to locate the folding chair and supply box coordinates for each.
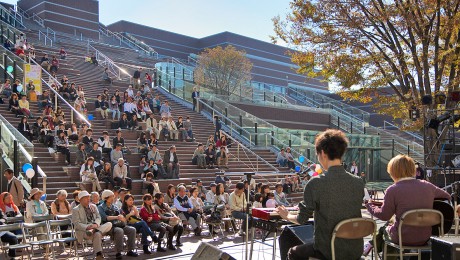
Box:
[23,221,56,259]
[49,219,79,257]
[331,217,378,260]
[384,209,443,260]
[5,216,24,224]
[0,223,31,260]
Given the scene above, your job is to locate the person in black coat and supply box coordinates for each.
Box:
[18,116,33,141]
[214,116,222,142]
[9,93,22,117]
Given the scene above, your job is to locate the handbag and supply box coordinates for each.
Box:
[128,215,142,224]
[206,205,222,224]
[164,213,180,226]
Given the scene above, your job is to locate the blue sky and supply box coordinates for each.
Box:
[7,0,291,44]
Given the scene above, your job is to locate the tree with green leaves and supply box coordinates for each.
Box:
[195,45,253,96]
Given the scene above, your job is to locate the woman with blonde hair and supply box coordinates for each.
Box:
[364,154,451,255]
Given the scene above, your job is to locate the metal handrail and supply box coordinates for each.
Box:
[14,5,30,19]
[0,114,33,147]
[28,58,92,127]
[220,131,279,173]
[38,30,53,47]
[32,13,44,27]
[0,4,23,27]
[383,120,423,141]
[123,32,159,58]
[87,43,131,81]
[99,25,156,57]
[46,27,56,42]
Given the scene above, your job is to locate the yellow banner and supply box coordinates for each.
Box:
[23,64,42,95]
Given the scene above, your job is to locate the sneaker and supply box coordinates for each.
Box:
[363,242,373,256]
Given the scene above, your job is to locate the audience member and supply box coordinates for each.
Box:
[153,193,184,248]
[98,190,138,259]
[192,143,206,169]
[174,185,201,236]
[113,158,132,190]
[164,145,180,179]
[72,190,111,260]
[80,157,102,192]
[121,194,157,254]
[50,189,71,216]
[229,182,249,236]
[274,184,290,206]
[3,168,24,209]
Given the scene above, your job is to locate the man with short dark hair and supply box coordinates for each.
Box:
[278,129,364,260]
[274,184,290,206]
[229,182,250,236]
[3,169,24,207]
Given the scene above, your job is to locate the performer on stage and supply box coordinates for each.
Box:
[277,129,364,260]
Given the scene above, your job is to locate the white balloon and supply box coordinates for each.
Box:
[25,168,35,179]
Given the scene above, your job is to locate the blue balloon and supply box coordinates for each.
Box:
[88,114,94,121]
[6,66,13,73]
[40,194,47,201]
[22,163,33,173]
[295,166,301,172]
[299,156,305,163]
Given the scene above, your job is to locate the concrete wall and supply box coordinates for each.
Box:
[230,102,331,131]
[18,0,99,38]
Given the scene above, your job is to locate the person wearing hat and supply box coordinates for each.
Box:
[164,145,180,179]
[72,190,112,260]
[98,190,138,259]
[25,188,48,223]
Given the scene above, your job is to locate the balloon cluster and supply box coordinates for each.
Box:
[22,163,35,179]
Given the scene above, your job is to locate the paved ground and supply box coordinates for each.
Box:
[17,207,382,260]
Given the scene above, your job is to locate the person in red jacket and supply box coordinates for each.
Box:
[139,194,167,252]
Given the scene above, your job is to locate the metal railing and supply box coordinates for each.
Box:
[87,43,132,81]
[0,4,23,27]
[383,120,423,142]
[14,5,30,19]
[46,27,56,42]
[99,25,156,57]
[28,58,92,127]
[122,32,159,58]
[32,13,44,27]
[221,131,279,173]
[38,30,53,46]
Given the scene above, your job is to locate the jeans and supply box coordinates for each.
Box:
[277,159,288,167]
[130,220,154,245]
[232,211,251,232]
[113,226,136,253]
[1,231,18,257]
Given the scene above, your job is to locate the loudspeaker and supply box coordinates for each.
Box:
[279,224,314,260]
[431,237,460,259]
[191,242,236,260]
[422,95,433,105]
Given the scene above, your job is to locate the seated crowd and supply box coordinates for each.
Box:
[1,164,295,259]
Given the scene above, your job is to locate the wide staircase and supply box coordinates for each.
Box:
[2,50,297,205]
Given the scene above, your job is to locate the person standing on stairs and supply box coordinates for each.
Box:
[192,86,200,111]
[164,145,180,179]
[214,116,221,142]
[133,68,142,89]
